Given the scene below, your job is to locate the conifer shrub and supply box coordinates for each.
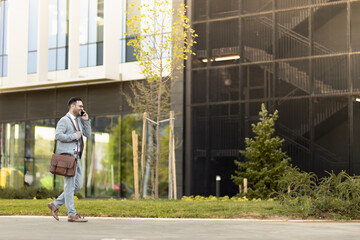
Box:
[232,103,291,199]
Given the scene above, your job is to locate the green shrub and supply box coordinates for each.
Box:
[278,169,360,219]
[232,103,290,199]
[0,187,83,199]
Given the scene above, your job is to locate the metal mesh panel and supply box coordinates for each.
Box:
[312,56,348,94]
[243,14,273,62]
[277,9,310,59]
[0,92,26,122]
[312,3,347,56]
[191,70,207,104]
[313,97,348,176]
[210,0,239,18]
[276,59,310,97]
[27,89,56,120]
[209,67,239,102]
[242,0,272,14]
[351,1,360,52]
[276,98,310,170]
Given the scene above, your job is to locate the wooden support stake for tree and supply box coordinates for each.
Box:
[140,112,147,199]
[244,178,248,194]
[239,185,242,194]
[168,112,173,200]
[170,111,177,200]
[132,130,139,200]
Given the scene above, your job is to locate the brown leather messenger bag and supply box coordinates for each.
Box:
[49,116,79,177]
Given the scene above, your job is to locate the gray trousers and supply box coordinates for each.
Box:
[53,162,83,216]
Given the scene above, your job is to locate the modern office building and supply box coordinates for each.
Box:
[0,0,185,198]
[1,0,360,198]
[186,0,360,196]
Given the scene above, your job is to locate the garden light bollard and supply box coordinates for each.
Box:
[216,175,221,198]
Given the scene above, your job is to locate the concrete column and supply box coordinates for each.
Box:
[7,0,29,85]
[69,0,80,79]
[171,0,185,198]
[104,0,121,80]
[37,0,49,82]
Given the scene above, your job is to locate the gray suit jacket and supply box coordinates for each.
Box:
[55,112,92,158]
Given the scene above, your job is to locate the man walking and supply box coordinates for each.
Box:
[48,97,91,222]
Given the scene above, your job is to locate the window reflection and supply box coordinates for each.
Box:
[0,0,8,76]
[0,114,169,198]
[48,0,69,71]
[28,0,39,74]
[80,0,104,68]
[0,123,25,188]
[120,0,172,63]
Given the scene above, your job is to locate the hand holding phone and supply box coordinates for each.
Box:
[80,110,88,120]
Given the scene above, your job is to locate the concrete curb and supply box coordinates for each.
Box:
[1,215,360,223]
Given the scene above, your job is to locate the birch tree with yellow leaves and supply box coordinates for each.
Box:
[125,0,197,199]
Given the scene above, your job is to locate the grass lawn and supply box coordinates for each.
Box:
[0,199,305,219]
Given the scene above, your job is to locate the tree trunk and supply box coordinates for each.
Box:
[150,123,156,199]
[155,80,162,200]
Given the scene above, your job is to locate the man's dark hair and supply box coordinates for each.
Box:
[68,97,82,107]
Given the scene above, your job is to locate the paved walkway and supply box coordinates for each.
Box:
[0,216,360,240]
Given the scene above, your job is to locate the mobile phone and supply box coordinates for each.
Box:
[80,110,85,116]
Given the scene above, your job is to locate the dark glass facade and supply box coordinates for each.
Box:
[0,82,170,198]
[186,0,360,196]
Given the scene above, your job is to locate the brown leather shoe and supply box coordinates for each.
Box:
[47,202,59,221]
[68,214,88,222]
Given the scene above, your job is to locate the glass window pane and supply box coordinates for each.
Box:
[96,42,103,66]
[0,56,3,76]
[88,0,98,43]
[57,0,68,48]
[28,0,39,52]
[80,44,88,68]
[56,47,67,70]
[31,120,56,189]
[28,51,37,74]
[2,55,7,76]
[48,49,56,71]
[119,40,124,63]
[1,123,26,189]
[0,1,4,55]
[49,0,58,49]
[125,38,136,62]
[3,0,8,55]
[80,0,89,45]
[97,0,104,42]
[88,43,97,66]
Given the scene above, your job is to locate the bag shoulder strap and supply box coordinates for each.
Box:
[53,116,80,154]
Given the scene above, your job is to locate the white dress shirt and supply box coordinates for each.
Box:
[68,112,81,152]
